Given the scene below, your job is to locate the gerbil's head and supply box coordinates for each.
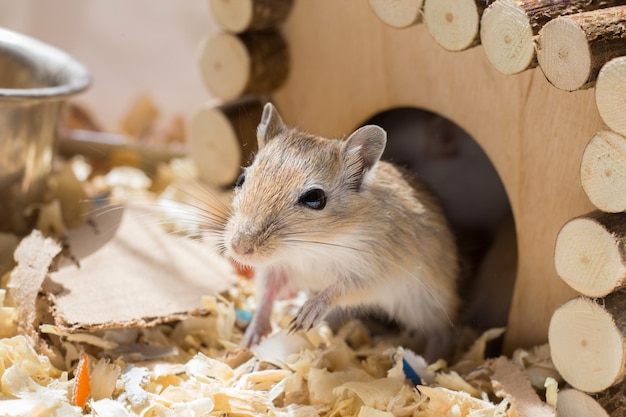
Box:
[225,103,387,267]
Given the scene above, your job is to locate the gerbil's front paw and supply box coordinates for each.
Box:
[289,296,329,333]
[243,315,272,347]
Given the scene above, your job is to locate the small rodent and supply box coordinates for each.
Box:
[224,103,459,359]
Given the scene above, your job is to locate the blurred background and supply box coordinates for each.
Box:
[0,0,218,130]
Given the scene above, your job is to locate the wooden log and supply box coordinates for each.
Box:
[596,56,626,137]
[423,0,486,52]
[580,131,626,213]
[481,0,626,75]
[557,388,609,417]
[208,0,293,33]
[198,30,289,100]
[368,0,423,29]
[187,97,265,186]
[549,294,626,393]
[554,211,626,297]
[558,386,626,417]
[537,6,626,91]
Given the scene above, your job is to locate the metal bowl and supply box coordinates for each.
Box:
[0,27,90,233]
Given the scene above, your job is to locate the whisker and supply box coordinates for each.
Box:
[282,236,362,252]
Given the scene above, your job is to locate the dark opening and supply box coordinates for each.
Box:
[364,107,518,332]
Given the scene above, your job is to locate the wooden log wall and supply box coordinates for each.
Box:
[480,0,626,75]
[197,0,626,411]
[188,0,292,186]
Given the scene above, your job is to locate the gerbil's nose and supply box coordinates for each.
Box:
[230,237,255,256]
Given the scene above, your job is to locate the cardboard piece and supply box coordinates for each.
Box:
[47,205,236,331]
[8,230,62,342]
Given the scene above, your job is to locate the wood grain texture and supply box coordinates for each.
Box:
[480,0,538,75]
[596,56,626,136]
[186,97,265,185]
[368,0,424,28]
[271,0,602,351]
[209,0,293,33]
[198,30,289,100]
[537,6,626,91]
[481,0,626,75]
[581,131,626,213]
[549,294,626,393]
[187,101,243,186]
[554,211,626,297]
[423,0,485,52]
[557,388,611,417]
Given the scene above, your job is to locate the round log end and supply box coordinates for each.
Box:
[549,297,626,393]
[209,0,254,33]
[557,389,610,417]
[368,0,424,29]
[480,0,535,75]
[423,0,480,52]
[554,217,626,297]
[596,57,626,136]
[198,33,250,100]
[581,131,626,213]
[537,17,591,91]
[187,103,242,186]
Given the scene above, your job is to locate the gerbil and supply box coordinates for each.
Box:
[223,103,459,359]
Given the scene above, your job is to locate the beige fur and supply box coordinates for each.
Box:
[223,103,459,359]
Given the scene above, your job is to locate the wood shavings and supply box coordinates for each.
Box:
[308,367,375,405]
[335,373,407,410]
[0,289,18,338]
[7,230,62,345]
[488,356,556,417]
[0,304,562,417]
[90,398,133,417]
[184,351,234,383]
[544,377,558,408]
[251,329,314,368]
[119,366,151,408]
[0,335,79,417]
[89,357,122,401]
[46,160,92,231]
[0,229,558,417]
[511,344,561,389]
[105,166,152,202]
[40,325,119,350]
[418,385,509,416]
[358,406,395,417]
[0,157,566,417]
[454,328,506,374]
[435,371,483,398]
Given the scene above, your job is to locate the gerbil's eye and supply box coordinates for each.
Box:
[235,173,246,188]
[298,188,326,210]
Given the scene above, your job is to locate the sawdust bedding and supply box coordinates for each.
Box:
[0,156,562,417]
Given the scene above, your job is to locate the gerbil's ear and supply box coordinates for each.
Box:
[342,125,387,188]
[343,125,387,169]
[257,103,287,149]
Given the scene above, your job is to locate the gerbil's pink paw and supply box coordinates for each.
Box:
[242,317,272,347]
[289,297,329,333]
